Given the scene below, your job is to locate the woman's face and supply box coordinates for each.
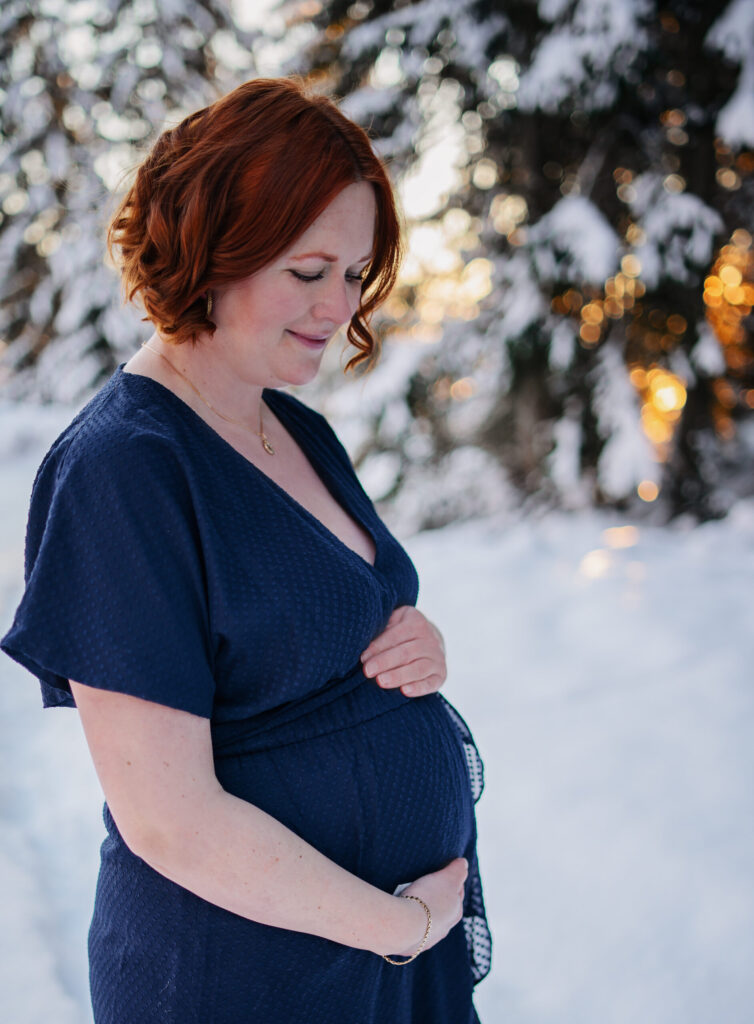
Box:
[212,181,377,389]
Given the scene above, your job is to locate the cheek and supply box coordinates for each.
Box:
[227,273,304,326]
[251,283,308,328]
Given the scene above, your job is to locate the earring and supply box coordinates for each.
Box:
[206,291,213,317]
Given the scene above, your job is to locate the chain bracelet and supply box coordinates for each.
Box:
[382,895,432,966]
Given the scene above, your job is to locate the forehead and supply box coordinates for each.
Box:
[287,182,376,257]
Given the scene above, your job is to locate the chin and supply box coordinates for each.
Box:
[276,363,322,389]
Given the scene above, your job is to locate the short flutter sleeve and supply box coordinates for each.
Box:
[0,428,216,717]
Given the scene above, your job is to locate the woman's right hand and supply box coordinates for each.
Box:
[389,857,468,958]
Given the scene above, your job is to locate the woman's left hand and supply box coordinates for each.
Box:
[360,606,447,698]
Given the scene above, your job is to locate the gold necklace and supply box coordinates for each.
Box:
[140,341,275,455]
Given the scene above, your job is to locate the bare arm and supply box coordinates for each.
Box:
[70,680,466,957]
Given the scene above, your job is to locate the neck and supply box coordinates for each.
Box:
[142,333,267,434]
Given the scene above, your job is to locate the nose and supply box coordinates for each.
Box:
[311,278,357,327]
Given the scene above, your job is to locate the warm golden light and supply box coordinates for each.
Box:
[716,168,741,190]
[713,379,737,409]
[621,254,642,277]
[704,275,723,296]
[719,264,742,287]
[450,377,475,400]
[459,258,493,302]
[392,213,493,335]
[724,284,746,304]
[637,480,659,501]
[579,323,601,344]
[641,406,674,443]
[602,525,639,549]
[579,549,612,579]
[473,159,498,189]
[704,231,753,434]
[653,388,681,413]
[651,374,686,412]
[630,366,688,458]
[660,108,686,127]
[490,193,528,236]
[581,302,604,324]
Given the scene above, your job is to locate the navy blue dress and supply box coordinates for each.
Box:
[1,364,491,1023]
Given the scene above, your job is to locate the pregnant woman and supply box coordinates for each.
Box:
[1,77,491,1023]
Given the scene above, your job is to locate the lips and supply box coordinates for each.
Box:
[287,330,329,346]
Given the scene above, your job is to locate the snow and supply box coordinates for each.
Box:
[715,60,754,149]
[548,403,590,508]
[630,175,724,290]
[340,85,402,123]
[691,322,727,378]
[706,0,754,146]
[492,251,547,339]
[1,398,753,1023]
[398,78,468,219]
[529,195,620,286]
[517,0,651,112]
[342,0,455,60]
[589,341,658,500]
[548,316,577,371]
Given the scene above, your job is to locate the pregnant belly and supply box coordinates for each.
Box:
[214,693,475,892]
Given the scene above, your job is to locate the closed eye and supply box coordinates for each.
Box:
[290,270,365,284]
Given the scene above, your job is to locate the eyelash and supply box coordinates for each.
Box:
[290,270,365,284]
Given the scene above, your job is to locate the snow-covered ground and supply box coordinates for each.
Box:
[1,400,753,1024]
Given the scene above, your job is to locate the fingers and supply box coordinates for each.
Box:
[443,857,469,894]
[361,606,447,695]
[407,857,468,949]
[361,617,423,662]
[448,856,469,878]
[399,675,445,698]
[364,657,446,694]
[368,661,440,690]
[361,638,424,676]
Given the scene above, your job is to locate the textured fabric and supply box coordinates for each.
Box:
[1,364,491,1022]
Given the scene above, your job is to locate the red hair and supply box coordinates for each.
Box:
[107,77,403,372]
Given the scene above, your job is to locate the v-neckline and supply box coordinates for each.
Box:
[116,364,380,573]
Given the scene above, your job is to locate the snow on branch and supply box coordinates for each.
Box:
[589,341,657,501]
[528,195,620,286]
[706,0,754,147]
[517,0,651,112]
[629,175,724,289]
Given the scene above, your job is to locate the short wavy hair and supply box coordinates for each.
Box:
[107,77,404,373]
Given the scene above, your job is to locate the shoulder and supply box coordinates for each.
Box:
[23,391,201,585]
[32,383,191,519]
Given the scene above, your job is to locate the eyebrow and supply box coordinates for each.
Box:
[289,251,372,263]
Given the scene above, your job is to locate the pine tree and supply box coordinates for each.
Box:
[3,0,751,528]
[289,0,754,529]
[0,0,257,402]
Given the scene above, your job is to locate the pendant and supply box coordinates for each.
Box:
[262,437,275,455]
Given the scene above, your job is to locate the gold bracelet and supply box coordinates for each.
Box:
[382,895,432,966]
